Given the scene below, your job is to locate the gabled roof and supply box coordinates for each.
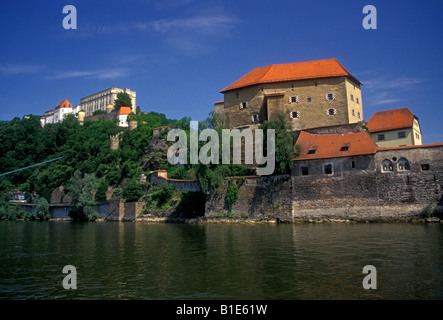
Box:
[117,106,132,115]
[220,58,360,93]
[366,107,417,133]
[294,131,378,161]
[55,99,73,109]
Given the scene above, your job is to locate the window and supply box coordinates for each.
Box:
[289,111,299,119]
[421,164,430,171]
[308,146,318,154]
[352,109,355,116]
[239,101,248,110]
[357,112,361,119]
[415,133,420,140]
[398,158,410,171]
[307,97,311,102]
[340,143,350,152]
[351,160,356,169]
[350,94,354,102]
[315,82,318,87]
[236,92,239,99]
[378,134,385,141]
[323,164,333,175]
[289,96,299,103]
[325,93,336,101]
[382,159,394,172]
[251,114,260,123]
[398,131,406,138]
[356,97,360,104]
[301,166,309,176]
[327,108,337,116]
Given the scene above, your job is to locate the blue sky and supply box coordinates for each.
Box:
[1,0,442,143]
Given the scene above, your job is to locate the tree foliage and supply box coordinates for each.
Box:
[114,92,132,110]
[67,170,98,221]
[259,113,294,175]
[34,195,50,220]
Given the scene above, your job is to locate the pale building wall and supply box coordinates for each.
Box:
[80,88,136,116]
[372,128,414,147]
[344,77,363,123]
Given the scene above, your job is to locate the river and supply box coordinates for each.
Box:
[1,221,442,300]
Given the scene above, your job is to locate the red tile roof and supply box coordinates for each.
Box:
[55,99,73,109]
[366,107,417,133]
[377,142,443,151]
[220,58,360,93]
[214,101,224,104]
[117,106,132,115]
[294,131,378,161]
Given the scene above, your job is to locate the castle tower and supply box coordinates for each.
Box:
[129,120,138,131]
[78,110,85,126]
[106,104,114,114]
[110,133,121,150]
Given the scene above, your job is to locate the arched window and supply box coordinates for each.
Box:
[398,158,410,171]
[382,159,394,172]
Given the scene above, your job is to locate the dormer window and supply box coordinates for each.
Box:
[307,146,318,154]
[340,143,350,151]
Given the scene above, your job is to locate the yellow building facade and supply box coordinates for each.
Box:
[366,108,422,147]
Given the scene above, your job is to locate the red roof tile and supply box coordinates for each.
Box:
[55,99,73,109]
[377,142,443,151]
[220,58,360,93]
[294,131,378,161]
[366,107,417,133]
[117,106,132,115]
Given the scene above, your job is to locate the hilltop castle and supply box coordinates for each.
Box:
[40,87,136,128]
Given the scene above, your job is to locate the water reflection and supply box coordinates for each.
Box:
[0,221,442,299]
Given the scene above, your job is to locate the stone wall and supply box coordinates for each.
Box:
[205,144,443,221]
[84,110,118,122]
[205,175,293,218]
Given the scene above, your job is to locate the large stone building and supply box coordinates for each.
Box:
[79,88,136,116]
[366,107,422,147]
[216,58,363,130]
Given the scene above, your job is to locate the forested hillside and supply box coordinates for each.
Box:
[0,111,177,202]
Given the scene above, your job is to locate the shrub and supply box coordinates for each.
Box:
[122,179,143,202]
[34,195,50,220]
[150,183,175,207]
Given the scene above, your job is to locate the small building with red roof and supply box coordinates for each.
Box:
[218,58,364,131]
[366,107,422,147]
[117,106,133,127]
[293,131,378,176]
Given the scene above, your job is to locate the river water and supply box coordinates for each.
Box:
[0,221,442,300]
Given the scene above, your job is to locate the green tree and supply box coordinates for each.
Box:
[68,170,98,221]
[114,92,132,110]
[34,195,50,220]
[225,179,238,215]
[259,113,294,175]
[122,179,143,202]
[95,179,108,201]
